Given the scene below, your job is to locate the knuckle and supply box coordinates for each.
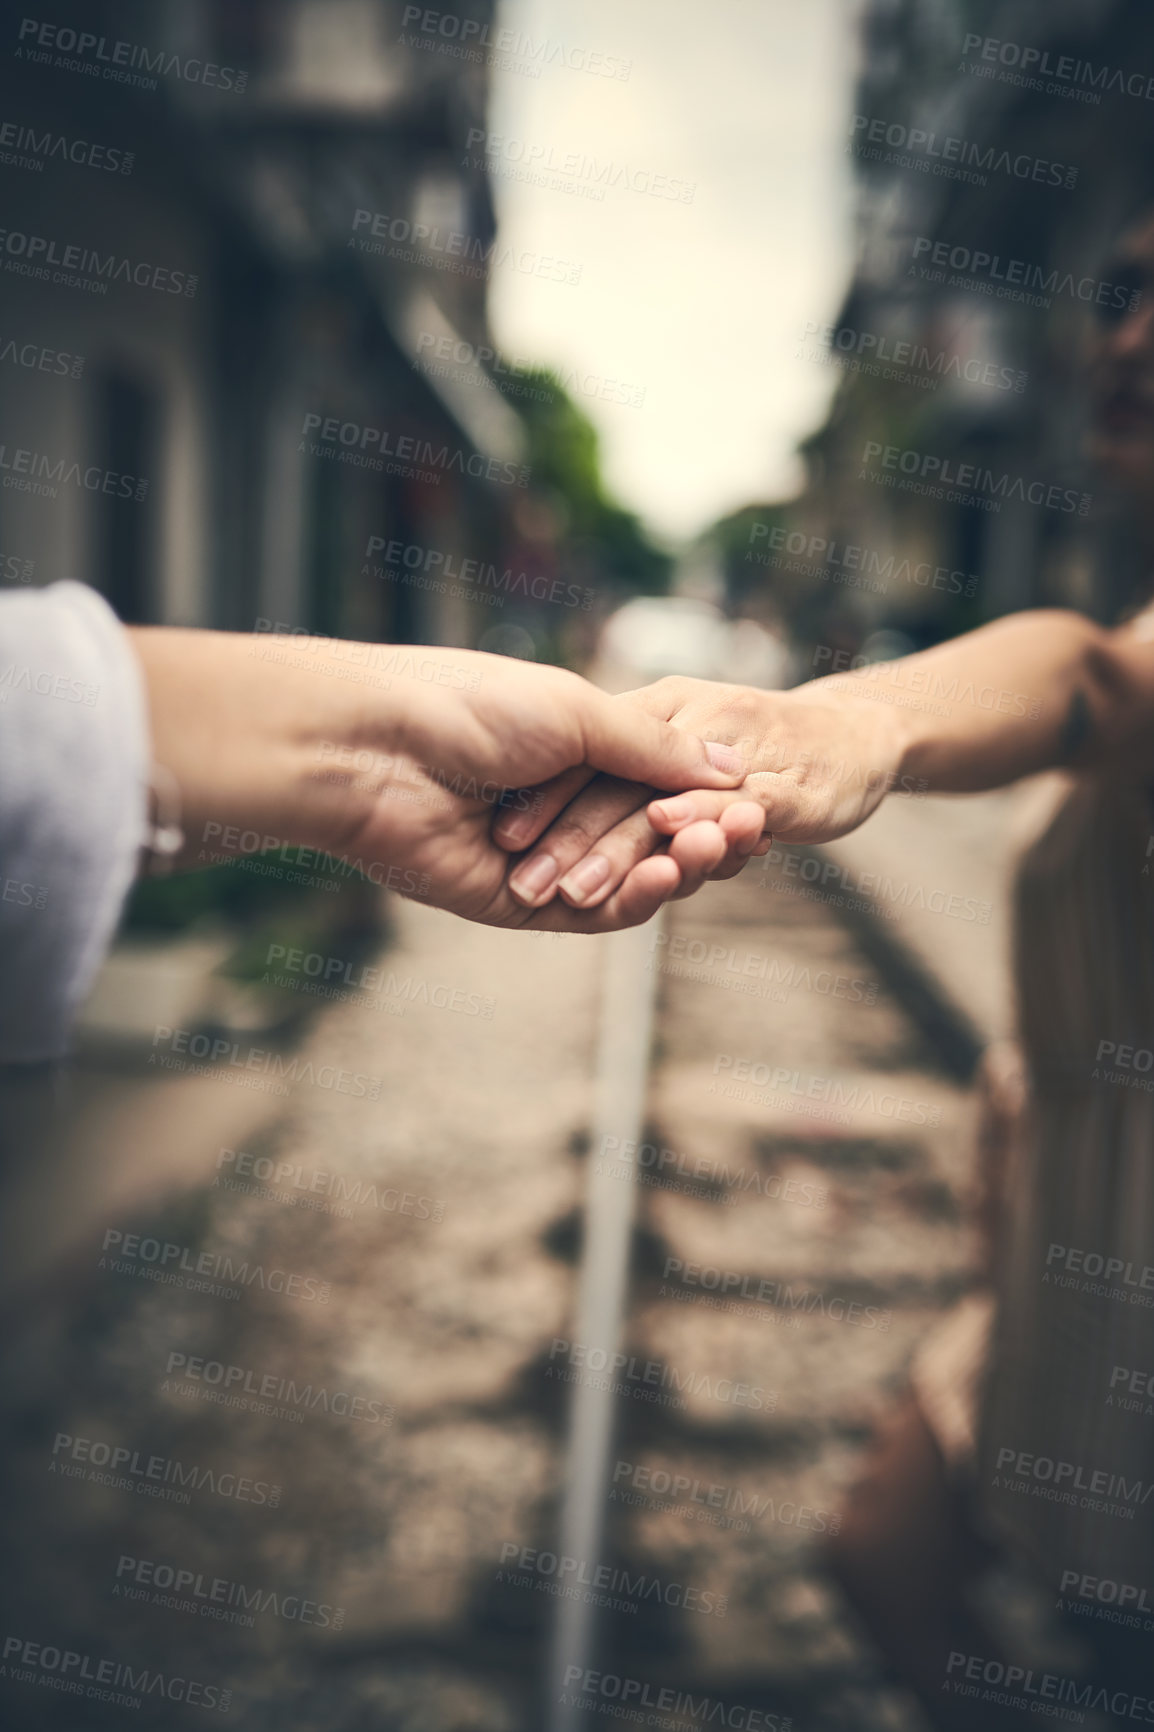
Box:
[550,814,605,853]
[553,806,633,854]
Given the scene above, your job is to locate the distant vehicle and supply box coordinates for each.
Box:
[594,595,795,690]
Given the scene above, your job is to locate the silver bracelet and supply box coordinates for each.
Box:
[143,763,185,876]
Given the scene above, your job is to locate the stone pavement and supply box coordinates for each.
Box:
[0,786,1042,1730]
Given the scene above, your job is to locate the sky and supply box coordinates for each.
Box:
[486,0,861,543]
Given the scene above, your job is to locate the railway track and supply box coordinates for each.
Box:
[0,831,982,1731]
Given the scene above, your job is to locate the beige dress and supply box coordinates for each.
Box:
[914,771,1154,1592]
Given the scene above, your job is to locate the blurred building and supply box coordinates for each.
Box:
[717,0,1154,656]
[0,0,532,646]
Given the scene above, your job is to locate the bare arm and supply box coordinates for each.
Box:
[125,625,751,931]
[822,608,1154,792]
[496,608,1154,912]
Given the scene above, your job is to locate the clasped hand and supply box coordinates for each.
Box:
[130,631,906,934]
[494,674,907,921]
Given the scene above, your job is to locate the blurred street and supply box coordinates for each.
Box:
[5,1,1154,1726]
[0,785,1026,1732]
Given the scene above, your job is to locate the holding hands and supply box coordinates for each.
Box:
[134,606,1116,936]
[130,630,771,932]
[495,674,910,914]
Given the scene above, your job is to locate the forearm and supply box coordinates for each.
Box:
[129,626,749,917]
[127,627,399,862]
[533,608,1154,880]
[809,610,1136,793]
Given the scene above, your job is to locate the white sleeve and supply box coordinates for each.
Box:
[0,581,149,1062]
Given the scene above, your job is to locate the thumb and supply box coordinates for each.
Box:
[576,686,746,789]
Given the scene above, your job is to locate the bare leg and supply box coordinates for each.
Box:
[825,1394,1017,1732]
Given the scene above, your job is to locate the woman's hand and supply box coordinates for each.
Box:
[494,674,912,910]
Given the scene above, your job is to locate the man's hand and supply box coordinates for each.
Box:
[338,647,755,929]
[128,630,751,932]
[492,674,911,910]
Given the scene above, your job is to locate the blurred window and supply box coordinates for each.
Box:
[92,372,161,626]
[412,171,469,242]
[205,0,280,75]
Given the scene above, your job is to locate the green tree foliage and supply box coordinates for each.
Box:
[498,366,671,594]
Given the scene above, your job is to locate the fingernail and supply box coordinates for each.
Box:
[559,854,611,905]
[497,814,534,846]
[651,795,694,825]
[510,853,559,904]
[705,741,744,775]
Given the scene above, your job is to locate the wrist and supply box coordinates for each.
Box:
[128,627,409,863]
[791,672,917,788]
[879,696,920,789]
